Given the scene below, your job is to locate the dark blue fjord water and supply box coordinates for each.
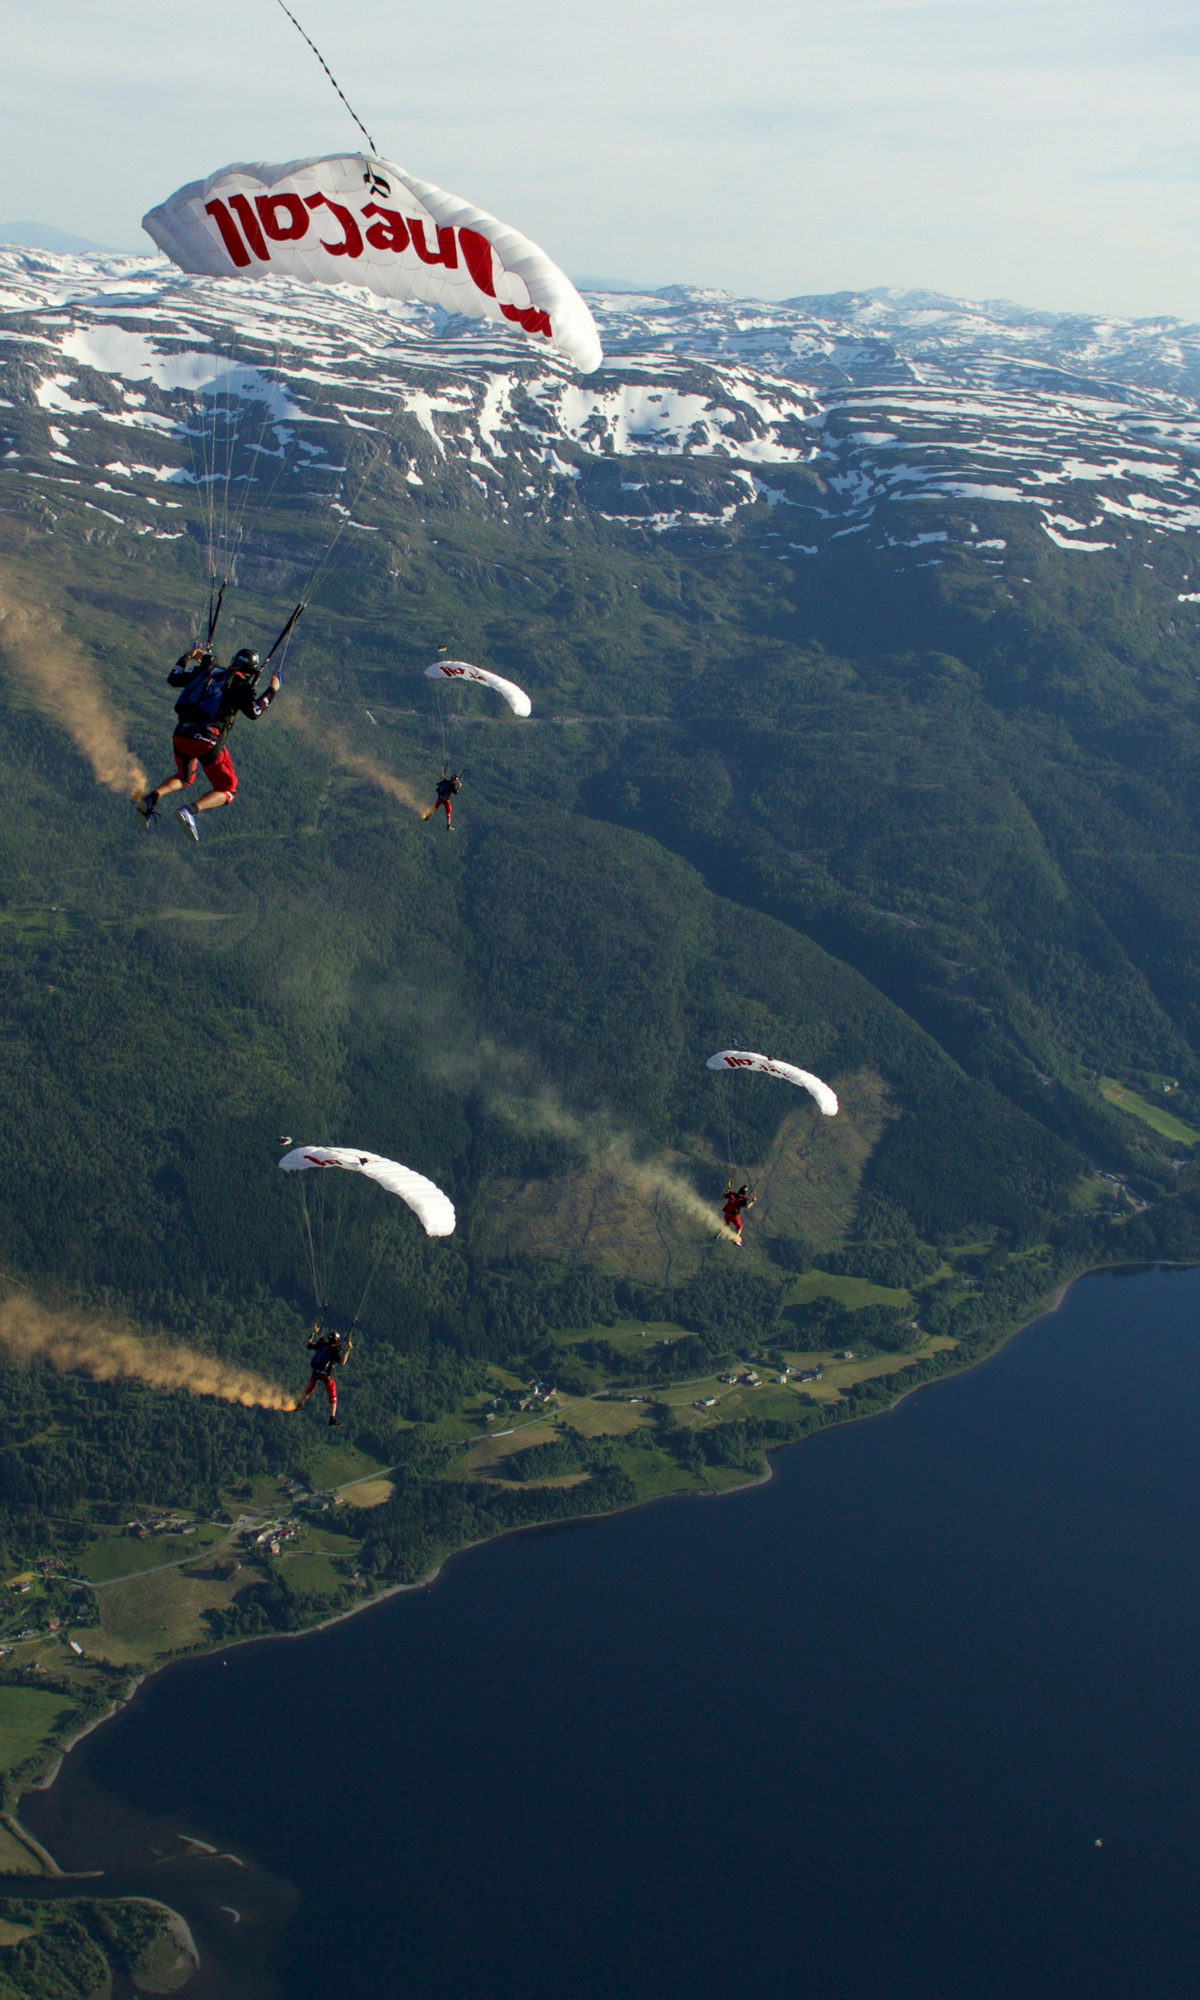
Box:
[23,1266,1200,1999]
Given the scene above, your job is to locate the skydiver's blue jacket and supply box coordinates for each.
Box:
[308,1336,346,1378]
[169,655,277,745]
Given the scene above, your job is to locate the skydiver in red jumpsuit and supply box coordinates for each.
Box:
[423,771,462,830]
[294,1323,350,1425]
[722,1184,754,1243]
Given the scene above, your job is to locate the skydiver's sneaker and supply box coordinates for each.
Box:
[134,791,158,825]
[328,1414,341,1427]
[176,807,200,842]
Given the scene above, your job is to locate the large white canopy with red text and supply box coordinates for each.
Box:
[424,660,532,717]
[705,1051,839,1117]
[143,152,602,374]
[278,1145,456,1237]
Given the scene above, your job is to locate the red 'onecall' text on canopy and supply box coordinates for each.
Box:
[203,193,553,340]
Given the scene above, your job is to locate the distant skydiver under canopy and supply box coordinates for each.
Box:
[706,1050,837,1242]
[279,1148,455,1409]
[136,643,280,840]
[294,1316,351,1426]
[423,770,463,831]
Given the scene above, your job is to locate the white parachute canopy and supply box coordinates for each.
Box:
[705,1051,839,1117]
[278,1145,456,1236]
[424,660,531,718]
[143,153,602,374]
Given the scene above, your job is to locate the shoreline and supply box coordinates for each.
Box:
[10,1252,1187,1878]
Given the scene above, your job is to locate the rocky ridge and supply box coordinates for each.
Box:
[2,248,1200,575]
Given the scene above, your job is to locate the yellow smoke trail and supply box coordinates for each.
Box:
[485,1079,739,1242]
[0,1294,293,1411]
[0,564,147,797]
[288,709,426,817]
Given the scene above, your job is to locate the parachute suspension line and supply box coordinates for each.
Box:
[272,0,379,156]
[323,1174,348,1309]
[269,617,304,684]
[347,1227,388,1335]
[714,1071,737,1182]
[223,336,290,572]
[298,422,392,608]
[213,362,241,585]
[181,380,218,588]
[295,1179,323,1310]
[180,368,231,630]
[288,378,429,630]
[207,579,226,647]
[263,600,307,668]
[198,371,226,581]
[435,686,449,769]
[314,1169,331,1306]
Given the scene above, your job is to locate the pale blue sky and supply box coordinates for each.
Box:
[2,0,1198,317]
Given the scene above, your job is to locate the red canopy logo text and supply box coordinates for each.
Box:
[204,191,552,340]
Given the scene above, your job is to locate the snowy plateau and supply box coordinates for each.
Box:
[5,245,1200,566]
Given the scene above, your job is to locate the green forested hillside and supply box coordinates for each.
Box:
[0,433,1199,1762]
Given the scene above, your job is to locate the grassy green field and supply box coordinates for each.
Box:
[298,1524,364,1556]
[85,1565,248,1669]
[340,1478,394,1509]
[307,1444,387,1489]
[1099,1079,1200,1146]
[0,1691,77,1776]
[78,1525,227,1584]
[557,1319,690,1353]
[783,1271,914,1311]
[277,1552,348,1596]
[0,1822,42,1877]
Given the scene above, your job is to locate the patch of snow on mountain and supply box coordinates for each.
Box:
[7,251,1200,557]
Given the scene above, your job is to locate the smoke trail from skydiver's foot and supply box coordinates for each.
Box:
[287,710,426,816]
[0,566,147,797]
[487,1086,740,1240]
[423,1031,740,1242]
[0,1293,293,1410]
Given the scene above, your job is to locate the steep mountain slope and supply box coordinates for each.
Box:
[0,249,1199,1683]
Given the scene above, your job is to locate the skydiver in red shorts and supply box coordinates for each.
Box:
[136,644,280,841]
[722,1183,754,1243]
[422,771,462,830]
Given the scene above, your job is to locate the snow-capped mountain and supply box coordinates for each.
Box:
[5,245,1200,567]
